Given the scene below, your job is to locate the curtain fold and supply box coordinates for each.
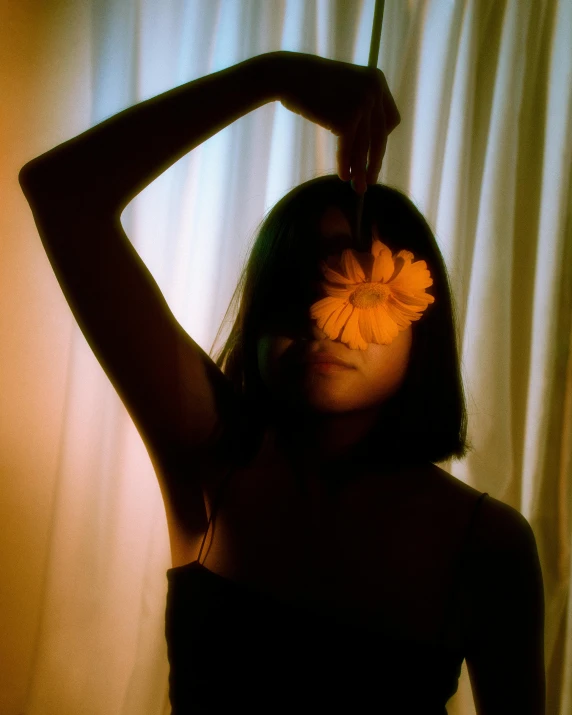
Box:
[2,1,570,713]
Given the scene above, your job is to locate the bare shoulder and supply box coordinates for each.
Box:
[463,485,534,554]
[424,465,538,573]
[427,465,541,593]
[427,463,483,501]
[431,466,545,713]
[422,463,487,522]
[428,464,527,535]
[450,484,546,713]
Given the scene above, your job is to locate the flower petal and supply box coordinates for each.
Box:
[322,284,354,300]
[322,301,351,340]
[383,299,413,329]
[321,261,355,286]
[391,253,434,293]
[387,293,429,321]
[328,301,354,338]
[390,287,434,309]
[358,309,374,343]
[371,304,400,344]
[371,242,395,283]
[340,248,366,283]
[370,229,387,255]
[392,249,415,266]
[310,297,341,329]
[341,309,368,350]
[368,305,386,343]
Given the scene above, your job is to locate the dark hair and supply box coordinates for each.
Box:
[209,175,474,482]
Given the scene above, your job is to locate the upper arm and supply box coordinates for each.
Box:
[465,499,546,715]
[19,161,236,467]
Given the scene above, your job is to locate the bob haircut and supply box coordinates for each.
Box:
[209,175,473,483]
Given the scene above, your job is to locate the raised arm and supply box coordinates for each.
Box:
[20,52,282,216]
[18,53,283,484]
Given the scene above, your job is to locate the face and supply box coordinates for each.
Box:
[256,205,413,417]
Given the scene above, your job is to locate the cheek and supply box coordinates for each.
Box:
[364,334,412,391]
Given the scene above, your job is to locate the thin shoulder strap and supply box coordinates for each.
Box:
[196,395,267,566]
[196,463,236,565]
[437,491,489,648]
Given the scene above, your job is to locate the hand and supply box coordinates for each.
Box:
[277,52,401,193]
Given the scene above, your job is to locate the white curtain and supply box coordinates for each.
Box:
[2,1,571,713]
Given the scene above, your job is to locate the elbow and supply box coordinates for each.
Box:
[19,155,118,224]
[19,155,79,212]
[19,157,52,201]
[18,161,38,197]
[19,143,79,199]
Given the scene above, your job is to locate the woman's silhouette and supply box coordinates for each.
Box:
[19,51,545,714]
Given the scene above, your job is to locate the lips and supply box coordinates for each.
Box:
[302,352,354,368]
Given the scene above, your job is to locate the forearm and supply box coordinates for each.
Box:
[20,52,283,216]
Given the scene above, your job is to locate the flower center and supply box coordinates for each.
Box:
[349,282,390,309]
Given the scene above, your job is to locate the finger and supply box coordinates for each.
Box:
[378,71,401,134]
[366,99,387,185]
[336,114,362,182]
[350,112,370,194]
[387,103,401,133]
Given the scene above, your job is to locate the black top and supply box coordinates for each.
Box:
[165,456,488,715]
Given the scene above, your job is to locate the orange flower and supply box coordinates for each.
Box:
[310,226,435,350]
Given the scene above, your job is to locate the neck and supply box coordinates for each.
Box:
[271,406,383,482]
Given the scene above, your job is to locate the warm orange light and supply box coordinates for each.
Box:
[310,225,435,350]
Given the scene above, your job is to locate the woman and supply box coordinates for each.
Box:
[20,51,545,714]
